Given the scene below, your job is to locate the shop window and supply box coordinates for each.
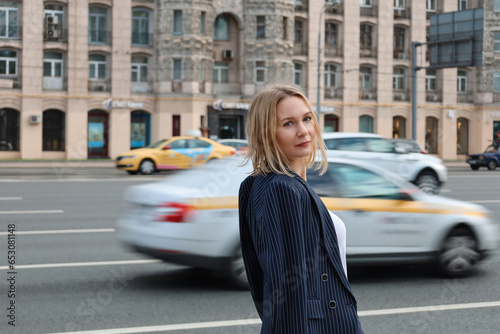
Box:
[131,110,150,149]
[393,116,406,138]
[0,108,19,151]
[132,8,151,46]
[456,117,469,154]
[43,110,65,151]
[425,117,438,154]
[359,115,373,133]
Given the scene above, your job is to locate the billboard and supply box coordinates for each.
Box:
[428,8,483,68]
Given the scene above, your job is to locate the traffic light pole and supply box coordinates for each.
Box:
[412,41,422,141]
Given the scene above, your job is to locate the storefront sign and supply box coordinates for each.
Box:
[103,98,144,110]
[212,99,250,111]
[312,106,335,113]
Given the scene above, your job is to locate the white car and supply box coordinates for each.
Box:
[116,157,498,288]
[322,132,447,194]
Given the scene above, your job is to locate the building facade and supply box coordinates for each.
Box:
[0,0,499,160]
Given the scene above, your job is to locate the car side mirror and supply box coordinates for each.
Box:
[162,145,171,150]
[395,146,407,154]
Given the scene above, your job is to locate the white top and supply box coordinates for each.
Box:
[328,211,347,277]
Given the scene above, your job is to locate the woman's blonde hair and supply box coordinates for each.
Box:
[242,84,328,177]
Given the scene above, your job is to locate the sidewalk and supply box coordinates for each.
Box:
[0,159,469,168]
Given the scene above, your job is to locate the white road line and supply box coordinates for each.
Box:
[0,209,64,215]
[0,228,115,236]
[43,301,500,334]
[0,259,161,270]
[469,200,500,204]
[0,197,22,200]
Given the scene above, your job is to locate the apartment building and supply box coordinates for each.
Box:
[0,0,499,160]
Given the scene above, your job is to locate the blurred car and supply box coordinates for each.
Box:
[218,139,248,154]
[116,156,498,288]
[322,132,447,194]
[390,138,427,154]
[466,144,500,170]
[115,136,235,175]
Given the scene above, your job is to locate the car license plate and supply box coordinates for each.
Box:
[468,160,477,164]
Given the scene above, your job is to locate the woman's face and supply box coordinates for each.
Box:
[275,96,316,164]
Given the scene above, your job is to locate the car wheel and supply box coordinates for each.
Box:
[415,171,439,195]
[487,160,497,171]
[437,227,480,277]
[228,245,248,290]
[470,165,479,170]
[139,159,155,175]
[127,171,138,175]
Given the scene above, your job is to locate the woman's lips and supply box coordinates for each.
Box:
[297,141,311,147]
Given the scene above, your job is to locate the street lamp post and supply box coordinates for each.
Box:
[316,6,326,116]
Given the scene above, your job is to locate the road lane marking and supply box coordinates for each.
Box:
[469,200,500,204]
[0,209,64,215]
[0,197,22,200]
[0,259,161,270]
[0,228,115,236]
[43,301,500,334]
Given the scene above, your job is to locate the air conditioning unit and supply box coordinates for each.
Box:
[394,94,405,101]
[94,83,108,91]
[325,88,336,98]
[427,94,439,102]
[29,114,41,124]
[47,15,59,24]
[222,50,233,59]
[394,9,404,17]
[46,15,60,40]
[363,93,375,100]
[397,52,407,59]
[172,81,182,92]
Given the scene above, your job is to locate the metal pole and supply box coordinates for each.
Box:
[411,42,422,141]
[316,7,325,115]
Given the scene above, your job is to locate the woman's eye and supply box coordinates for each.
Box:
[304,116,312,122]
[283,121,292,127]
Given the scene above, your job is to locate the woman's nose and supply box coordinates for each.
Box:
[297,122,308,136]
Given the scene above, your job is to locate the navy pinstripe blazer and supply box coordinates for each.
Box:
[239,171,363,334]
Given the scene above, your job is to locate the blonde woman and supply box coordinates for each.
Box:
[239,84,363,333]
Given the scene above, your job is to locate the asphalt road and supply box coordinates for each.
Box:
[0,167,499,334]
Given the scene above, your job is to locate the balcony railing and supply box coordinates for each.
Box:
[44,28,68,43]
[425,91,442,102]
[361,88,377,100]
[394,7,411,19]
[360,5,378,17]
[0,25,22,40]
[325,0,343,15]
[393,48,410,60]
[132,32,153,47]
[393,90,410,101]
[294,0,308,13]
[457,92,473,103]
[325,44,342,57]
[360,46,377,58]
[0,77,21,89]
[88,30,112,45]
[294,42,308,56]
[324,86,342,99]
[213,82,241,95]
[88,79,111,92]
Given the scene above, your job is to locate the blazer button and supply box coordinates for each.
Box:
[329,300,337,309]
[321,274,328,282]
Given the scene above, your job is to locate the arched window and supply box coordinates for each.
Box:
[359,115,373,133]
[324,114,339,132]
[393,26,407,58]
[393,116,406,138]
[425,117,438,154]
[0,108,19,151]
[325,21,339,46]
[132,8,151,45]
[214,15,229,40]
[43,110,65,151]
[360,24,373,49]
[457,117,469,154]
[0,50,18,76]
[89,6,108,44]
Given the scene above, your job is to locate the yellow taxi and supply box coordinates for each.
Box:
[115,136,235,174]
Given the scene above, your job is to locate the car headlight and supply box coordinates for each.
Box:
[479,155,484,160]
[128,155,136,159]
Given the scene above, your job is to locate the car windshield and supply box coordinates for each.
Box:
[147,139,169,148]
[484,145,498,153]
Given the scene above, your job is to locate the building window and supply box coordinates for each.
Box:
[0,4,18,38]
[457,70,467,92]
[44,4,64,41]
[360,67,372,91]
[394,0,406,10]
[89,7,108,44]
[213,62,229,83]
[256,16,265,39]
[43,110,65,151]
[132,9,150,45]
[294,63,303,86]
[325,22,338,46]
[359,115,373,133]
[173,59,182,81]
[324,114,339,132]
[360,0,373,7]
[495,0,500,12]
[0,108,19,151]
[458,0,467,11]
[426,0,437,11]
[88,54,106,79]
[394,26,406,57]
[200,12,206,35]
[426,69,437,91]
[325,64,338,87]
[0,50,17,75]
[43,52,64,90]
[294,20,304,43]
[131,110,150,149]
[131,56,148,83]
[494,32,500,52]
[173,10,182,35]
[172,115,180,136]
[393,68,406,90]
[494,72,500,92]
[255,61,266,84]
[360,24,373,49]
[282,17,288,40]
[214,15,229,40]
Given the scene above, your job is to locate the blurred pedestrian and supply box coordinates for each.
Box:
[238,84,364,333]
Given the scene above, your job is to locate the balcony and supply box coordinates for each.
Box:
[325,44,342,58]
[88,30,112,45]
[294,42,308,56]
[0,77,21,89]
[131,81,152,93]
[393,48,410,60]
[361,88,377,100]
[294,0,308,13]
[394,7,411,19]
[44,28,68,43]
[213,82,241,95]
[132,32,153,47]
[426,9,437,20]
[457,92,473,103]
[360,46,377,58]
[88,79,111,92]
[324,86,342,99]
[425,91,442,102]
[360,5,377,17]
[393,90,410,101]
[325,0,343,15]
